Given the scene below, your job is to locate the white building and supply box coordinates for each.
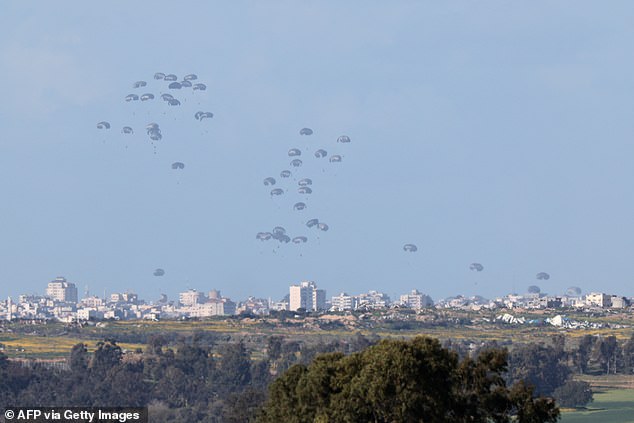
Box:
[586,292,611,308]
[81,296,104,308]
[188,298,236,317]
[399,289,433,309]
[290,281,326,312]
[179,289,206,306]
[6,297,12,321]
[610,296,630,309]
[331,293,357,311]
[358,290,391,309]
[46,277,78,303]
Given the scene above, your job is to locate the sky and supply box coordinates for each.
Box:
[1,1,633,303]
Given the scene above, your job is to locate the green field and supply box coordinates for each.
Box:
[561,389,634,423]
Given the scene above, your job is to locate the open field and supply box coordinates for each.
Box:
[0,333,145,359]
[1,312,633,359]
[577,375,634,390]
[561,389,634,423]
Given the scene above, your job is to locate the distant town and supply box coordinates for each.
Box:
[1,276,632,326]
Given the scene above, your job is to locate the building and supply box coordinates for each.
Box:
[46,277,78,303]
[188,298,236,317]
[586,292,611,308]
[81,296,104,308]
[357,290,391,309]
[6,297,12,321]
[290,281,326,312]
[399,289,433,309]
[179,289,206,306]
[610,296,630,309]
[331,293,357,311]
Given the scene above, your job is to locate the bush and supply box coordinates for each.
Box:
[553,380,593,408]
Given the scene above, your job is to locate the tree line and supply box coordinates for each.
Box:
[2,332,632,421]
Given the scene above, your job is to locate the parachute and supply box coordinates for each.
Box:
[168,99,181,106]
[140,93,154,101]
[288,148,302,157]
[168,82,182,90]
[183,74,198,81]
[154,72,166,80]
[263,177,276,186]
[97,121,111,129]
[125,94,139,102]
[121,126,134,134]
[193,83,207,91]
[280,170,292,178]
[527,285,541,294]
[536,272,550,280]
[180,80,193,88]
[337,135,351,143]
[469,263,484,272]
[272,226,286,236]
[171,162,185,170]
[566,286,582,296]
[314,149,327,158]
[317,223,329,231]
[290,159,303,168]
[298,187,312,194]
[146,123,162,141]
[256,232,272,241]
[329,155,342,163]
[164,74,178,81]
[293,202,306,211]
[133,81,147,88]
[195,111,213,120]
[270,188,284,196]
[299,128,313,135]
[298,178,312,186]
[161,93,174,101]
[292,236,308,244]
[149,131,162,141]
[403,244,418,252]
[153,268,165,276]
[306,218,319,228]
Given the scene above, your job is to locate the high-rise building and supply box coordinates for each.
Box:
[6,297,12,321]
[46,277,78,303]
[289,281,326,311]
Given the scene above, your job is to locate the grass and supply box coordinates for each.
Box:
[561,389,634,423]
[0,334,145,358]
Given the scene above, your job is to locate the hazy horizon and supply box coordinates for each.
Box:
[2,2,634,303]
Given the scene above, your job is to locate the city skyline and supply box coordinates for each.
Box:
[2,274,631,308]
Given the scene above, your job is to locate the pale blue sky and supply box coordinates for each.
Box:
[1,1,633,302]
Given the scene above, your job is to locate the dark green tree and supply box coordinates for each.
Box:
[508,343,570,397]
[553,380,593,408]
[572,335,594,374]
[258,337,559,423]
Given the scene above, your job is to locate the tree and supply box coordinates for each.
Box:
[508,343,570,397]
[215,341,252,395]
[593,336,619,375]
[69,343,89,373]
[553,380,593,408]
[622,333,634,374]
[90,340,122,376]
[258,336,559,423]
[572,335,594,374]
